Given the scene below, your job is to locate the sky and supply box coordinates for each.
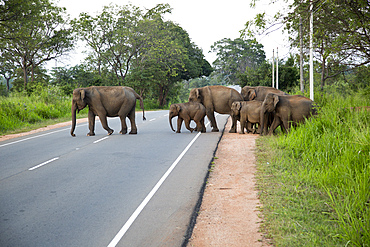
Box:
[53,0,292,68]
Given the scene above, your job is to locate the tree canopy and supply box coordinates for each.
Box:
[71,3,212,107]
[242,0,370,90]
[0,0,74,89]
[211,38,265,84]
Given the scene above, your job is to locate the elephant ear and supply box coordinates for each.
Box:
[273,94,280,108]
[195,88,201,99]
[176,104,182,112]
[80,89,85,100]
[236,101,242,111]
[249,89,256,100]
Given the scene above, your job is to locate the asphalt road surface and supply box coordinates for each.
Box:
[0,110,229,247]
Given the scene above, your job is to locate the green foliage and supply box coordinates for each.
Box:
[0,0,74,88]
[0,86,72,134]
[257,89,370,246]
[211,38,266,84]
[71,3,210,108]
[239,55,299,92]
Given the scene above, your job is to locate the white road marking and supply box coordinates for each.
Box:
[164,114,169,117]
[28,157,59,171]
[107,130,206,247]
[0,123,89,148]
[149,118,156,122]
[93,136,109,143]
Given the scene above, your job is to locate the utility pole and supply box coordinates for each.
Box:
[299,17,304,93]
[272,49,275,88]
[309,1,314,101]
[276,47,279,90]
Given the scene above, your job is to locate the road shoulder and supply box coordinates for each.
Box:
[188,118,268,246]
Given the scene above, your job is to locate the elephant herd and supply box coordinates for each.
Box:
[70,85,317,137]
[170,85,317,135]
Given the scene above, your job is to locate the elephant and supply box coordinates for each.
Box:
[241,86,287,101]
[260,93,317,135]
[70,86,146,137]
[231,100,264,134]
[169,102,206,133]
[188,85,243,133]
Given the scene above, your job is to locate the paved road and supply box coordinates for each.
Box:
[0,110,229,247]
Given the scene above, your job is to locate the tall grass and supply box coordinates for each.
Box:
[257,91,370,246]
[0,86,72,135]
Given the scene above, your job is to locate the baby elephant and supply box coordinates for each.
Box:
[231,101,263,134]
[169,102,206,133]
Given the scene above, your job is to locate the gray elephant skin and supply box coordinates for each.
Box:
[188,85,243,133]
[260,93,317,135]
[231,101,264,134]
[241,86,287,101]
[70,86,146,137]
[169,102,206,133]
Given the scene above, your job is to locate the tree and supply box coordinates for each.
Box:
[211,38,266,84]
[0,0,74,90]
[72,3,172,85]
[72,3,211,107]
[242,0,370,90]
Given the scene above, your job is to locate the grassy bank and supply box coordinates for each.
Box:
[257,91,370,246]
[0,87,75,135]
[0,87,164,136]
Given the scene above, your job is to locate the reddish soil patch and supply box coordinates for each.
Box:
[188,118,268,246]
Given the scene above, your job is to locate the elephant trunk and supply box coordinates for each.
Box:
[169,115,176,132]
[71,102,77,137]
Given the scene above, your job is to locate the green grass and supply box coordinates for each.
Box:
[256,91,370,246]
[0,86,162,136]
[0,87,76,135]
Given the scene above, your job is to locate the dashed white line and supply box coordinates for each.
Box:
[28,157,59,171]
[93,136,109,143]
[149,118,156,122]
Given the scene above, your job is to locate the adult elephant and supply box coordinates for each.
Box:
[188,85,243,133]
[241,86,287,101]
[260,93,317,135]
[70,86,146,137]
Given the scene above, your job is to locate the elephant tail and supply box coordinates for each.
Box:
[135,92,146,121]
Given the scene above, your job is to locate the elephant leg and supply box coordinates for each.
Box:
[119,115,128,134]
[98,114,114,135]
[194,120,202,132]
[268,117,281,135]
[184,119,194,133]
[239,117,246,134]
[246,121,255,134]
[200,118,206,133]
[128,108,138,134]
[87,110,96,136]
[256,123,262,134]
[206,109,218,132]
[176,117,183,133]
[229,114,239,133]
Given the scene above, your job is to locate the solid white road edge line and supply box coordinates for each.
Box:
[28,157,59,171]
[107,120,214,247]
[0,123,89,148]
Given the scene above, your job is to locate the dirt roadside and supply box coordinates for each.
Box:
[1,117,268,246]
[188,118,269,247]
